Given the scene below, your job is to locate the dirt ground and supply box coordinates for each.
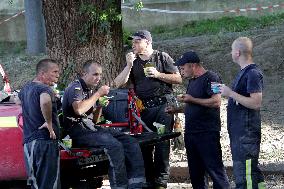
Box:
[158,24,284,188]
[155,24,284,128]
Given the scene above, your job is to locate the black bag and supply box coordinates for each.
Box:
[102,89,129,123]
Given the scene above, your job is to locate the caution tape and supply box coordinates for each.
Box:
[0,10,25,26]
[122,3,284,14]
[1,3,283,26]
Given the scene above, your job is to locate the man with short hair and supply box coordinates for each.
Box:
[220,37,265,189]
[166,51,230,189]
[114,30,182,189]
[62,60,145,189]
[18,59,61,189]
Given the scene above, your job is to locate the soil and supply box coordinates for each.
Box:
[154,24,284,188]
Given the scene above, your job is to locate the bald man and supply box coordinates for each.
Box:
[220,37,265,189]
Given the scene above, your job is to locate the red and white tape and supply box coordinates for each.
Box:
[0,64,11,94]
[0,10,25,26]
[1,3,283,26]
[122,3,284,14]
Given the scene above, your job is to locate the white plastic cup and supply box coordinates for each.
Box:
[62,138,72,148]
[153,122,166,135]
[143,67,154,77]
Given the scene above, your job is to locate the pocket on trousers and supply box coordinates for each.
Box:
[240,140,260,158]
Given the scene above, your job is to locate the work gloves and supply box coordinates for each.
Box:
[172,116,185,151]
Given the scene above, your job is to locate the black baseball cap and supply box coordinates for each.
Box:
[128,30,152,42]
[175,51,200,66]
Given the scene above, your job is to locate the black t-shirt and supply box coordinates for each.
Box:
[184,71,221,133]
[129,50,179,99]
[19,82,60,144]
[62,79,94,126]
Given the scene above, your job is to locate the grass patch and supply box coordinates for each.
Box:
[0,41,26,56]
[151,12,284,40]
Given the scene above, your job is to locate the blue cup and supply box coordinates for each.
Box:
[211,82,221,94]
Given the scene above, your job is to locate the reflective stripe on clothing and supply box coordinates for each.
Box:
[246,159,252,189]
[24,140,60,189]
[24,140,38,189]
[128,177,146,185]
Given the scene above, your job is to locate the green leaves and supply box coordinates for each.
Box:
[77,1,122,43]
[134,1,144,11]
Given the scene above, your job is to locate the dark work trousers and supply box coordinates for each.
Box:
[140,103,174,188]
[230,137,265,189]
[68,123,145,189]
[228,105,265,189]
[24,139,60,189]
[184,132,230,189]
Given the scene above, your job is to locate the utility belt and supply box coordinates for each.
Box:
[65,116,82,125]
[66,117,98,131]
[141,96,167,109]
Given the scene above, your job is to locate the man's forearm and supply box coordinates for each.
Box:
[187,95,221,108]
[157,73,182,84]
[114,65,132,88]
[74,92,101,115]
[229,91,262,110]
[40,93,53,125]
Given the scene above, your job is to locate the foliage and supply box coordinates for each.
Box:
[76,0,143,43]
[151,12,284,40]
[8,0,14,5]
[123,29,132,46]
[134,1,143,11]
[0,41,26,55]
[77,0,122,43]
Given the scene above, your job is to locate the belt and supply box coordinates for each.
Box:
[142,96,167,108]
[66,116,82,123]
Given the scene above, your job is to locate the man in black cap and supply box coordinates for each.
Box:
[166,51,230,189]
[114,30,182,189]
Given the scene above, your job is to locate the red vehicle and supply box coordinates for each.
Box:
[0,66,180,188]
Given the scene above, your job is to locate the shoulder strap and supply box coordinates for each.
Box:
[154,50,165,72]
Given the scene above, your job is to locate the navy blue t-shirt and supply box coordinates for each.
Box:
[19,82,60,144]
[184,71,221,133]
[62,79,94,127]
[227,64,263,136]
[228,64,263,107]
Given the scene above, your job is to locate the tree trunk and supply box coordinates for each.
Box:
[24,0,46,55]
[42,0,123,88]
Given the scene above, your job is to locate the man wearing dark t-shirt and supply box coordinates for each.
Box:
[62,61,145,189]
[220,37,265,189]
[17,59,60,189]
[166,51,229,189]
[114,30,182,189]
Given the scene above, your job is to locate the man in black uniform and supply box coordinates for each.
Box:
[62,60,145,189]
[114,30,182,189]
[220,37,265,189]
[166,51,230,189]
